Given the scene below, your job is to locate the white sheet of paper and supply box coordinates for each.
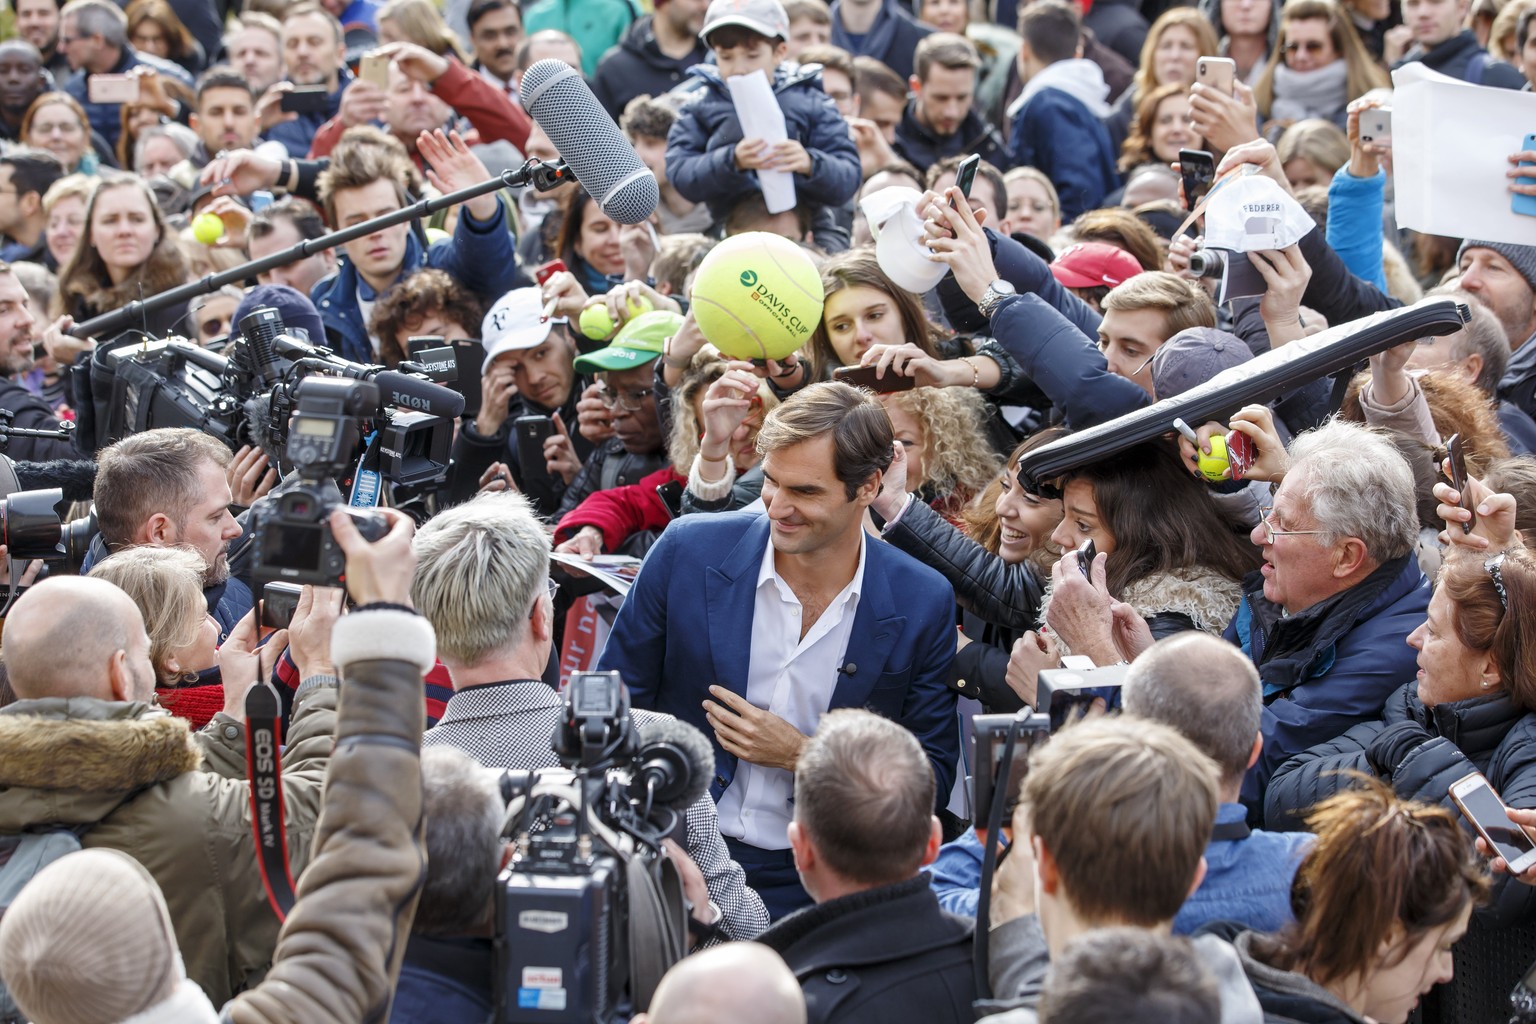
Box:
[1392,62,1536,244]
[727,69,796,214]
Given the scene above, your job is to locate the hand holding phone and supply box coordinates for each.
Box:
[1178,149,1216,211]
[1447,433,1476,534]
[831,364,917,393]
[1196,57,1236,98]
[950,153,980,209]
[1077,538,1096,578]
[1450,772,1536,876]
[1513,134,1536,217]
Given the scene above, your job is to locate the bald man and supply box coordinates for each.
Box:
[2,576,156,703]
[635,943,806,1024]
[0,575,340,1005]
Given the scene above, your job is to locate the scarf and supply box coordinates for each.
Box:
[1270,60,1350,122]
[831,0,900,60]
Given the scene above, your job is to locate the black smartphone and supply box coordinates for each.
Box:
[1447,432,1476,534]
[261,581,304,631]
[831,364,916,393]
[655,480,684,519]
[515,415,555,484]
[953,153,981,204]
[280,85,329,114]
[1077,537,1096,577]
[1178,149,1216,210]
[971,713,1052,829]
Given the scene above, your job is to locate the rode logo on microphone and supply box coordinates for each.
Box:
[391,391,432,412]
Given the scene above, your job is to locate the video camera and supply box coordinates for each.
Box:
[493,672,711,1023]
[85,306,462,496]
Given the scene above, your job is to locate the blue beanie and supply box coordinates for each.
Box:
[231,285,328,350]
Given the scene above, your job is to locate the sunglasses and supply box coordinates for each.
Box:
[1283,39,1329,54]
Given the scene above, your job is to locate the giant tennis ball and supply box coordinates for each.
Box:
[690,232,823,361]
[191,212,224,244]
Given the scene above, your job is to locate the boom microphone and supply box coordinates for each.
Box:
[520,59,660,224]
[373,370,465,419]
[632,718,715,812]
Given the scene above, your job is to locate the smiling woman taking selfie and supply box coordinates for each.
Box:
[51,174,189,337]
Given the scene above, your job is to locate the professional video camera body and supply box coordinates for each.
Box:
[85,306,462,501]
[494,672,712,1024]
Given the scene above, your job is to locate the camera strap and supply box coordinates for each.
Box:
[245,680,298,921]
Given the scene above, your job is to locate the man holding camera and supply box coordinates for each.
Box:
[92,427,253,637]
[0,508,438,1021]
[598,381,960,919]
[412,491,768,955]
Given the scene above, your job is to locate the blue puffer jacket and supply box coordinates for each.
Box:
[310,200,516,365]
[1266,682,1536,927]
[1228,554,1430,816]
[664,62,861,224]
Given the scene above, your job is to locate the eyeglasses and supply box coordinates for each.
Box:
[1486,552,1508,611]
[596,384,654,412]
[1284,39,1329,54]
[545,577,560,602]
[1257,506,1327,542]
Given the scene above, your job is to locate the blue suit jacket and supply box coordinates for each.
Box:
[598,510,960,805]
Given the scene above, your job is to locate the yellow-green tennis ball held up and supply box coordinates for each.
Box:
[578,296,653,341]
[690,232,823,361]
[191,212,224,244]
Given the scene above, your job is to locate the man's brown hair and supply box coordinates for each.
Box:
[94,428,232,550]
[316,125,415,226]
[756,381,894,501]
[913,32,980,82]
[1101,270,1216,339]
[794,709,935,886]
[367,268,486,368]
[1021,717,1219,927]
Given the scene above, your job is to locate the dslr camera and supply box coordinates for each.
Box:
[248,376,387,586]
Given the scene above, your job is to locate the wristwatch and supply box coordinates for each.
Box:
[976,279,1017,319]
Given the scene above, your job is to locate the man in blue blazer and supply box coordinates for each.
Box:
[599,382,959,918]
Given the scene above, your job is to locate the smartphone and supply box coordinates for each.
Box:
[1446,432,1476,534]
[261,581,304,631]
[1449,772,1536,876]
[951,153,981,208]
[279,85,329,114]
[1514,133,1536,218]
[87,73,140,105]
[831,364,917,393]
[1178,148,1216,211]
[1077,537,1096,578]
[359,53,390,89]
[971,713,1052,829]
[1196,57,1237,98]
[515,415,555,484]
[655,480,684,519]
[534,259,568,286]
[1226,429,1256,480]
[1359,107,1392,147]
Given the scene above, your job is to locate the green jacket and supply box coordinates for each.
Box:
[0,685,337,1005]
[523,0,639,76]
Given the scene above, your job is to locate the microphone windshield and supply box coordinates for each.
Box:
[520,59,660,224]
[373,369,465,419]
[635,717,715,811]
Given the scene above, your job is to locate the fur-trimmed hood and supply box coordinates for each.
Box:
[60,236,188,321]
[1039,566,1245,648]
[0,699,202,828]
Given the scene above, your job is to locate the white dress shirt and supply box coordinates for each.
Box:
[715,531,867,849]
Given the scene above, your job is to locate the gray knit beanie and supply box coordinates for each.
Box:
[1456,240,1536,293]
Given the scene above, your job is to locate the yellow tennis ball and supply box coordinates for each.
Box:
[579,304,617,340]
[1197,433,1231,482]
[192,212,224,244]
[690,232,824,361]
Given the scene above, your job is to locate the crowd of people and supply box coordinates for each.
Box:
[0,0,1534,1020]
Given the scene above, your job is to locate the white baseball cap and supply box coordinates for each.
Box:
[702,0,790,43]
[480,288,566,373]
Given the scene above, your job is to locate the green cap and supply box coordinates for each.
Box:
[572,310,684,373]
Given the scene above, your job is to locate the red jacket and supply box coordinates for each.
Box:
[307,57,532,162]
[554,465,684,553]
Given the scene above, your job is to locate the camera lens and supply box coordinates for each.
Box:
[0,488,65,561]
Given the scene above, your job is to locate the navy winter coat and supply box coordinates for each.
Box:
[665,62,861,223]
[1266,682,1536,927]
